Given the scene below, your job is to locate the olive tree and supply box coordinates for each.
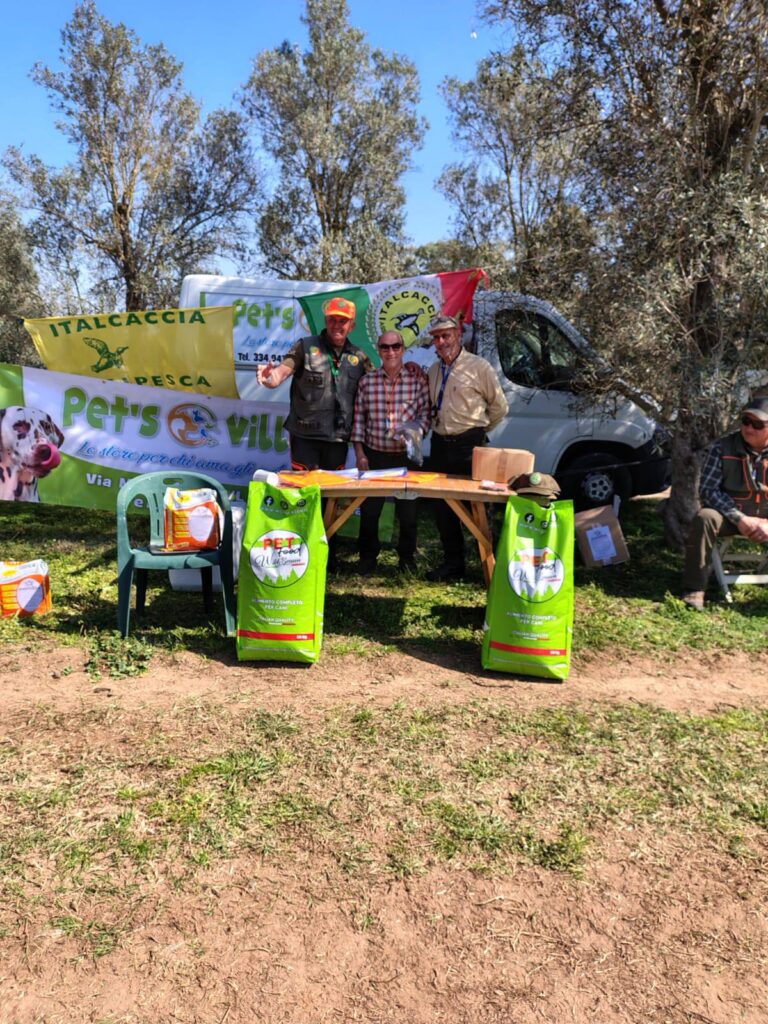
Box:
[439,46,598,296]
[0,195,45,365]
[6,1,261,312]
[241,0,426,282]
[480,0,768,542]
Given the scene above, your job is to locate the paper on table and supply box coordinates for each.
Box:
[585,523,617,562]
[359,467,408,479]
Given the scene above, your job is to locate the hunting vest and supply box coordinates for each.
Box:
[286,334,369,442]
[720,431,768,518]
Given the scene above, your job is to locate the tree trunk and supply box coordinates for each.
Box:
[662,425,704,548]
[125,279,146,312]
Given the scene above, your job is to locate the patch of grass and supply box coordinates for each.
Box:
[513,823,589,874]
[4,699,765,915]
[0,497,765,663]
[428,799,511,858]
[50,914,123,959]
[86,632,154,680]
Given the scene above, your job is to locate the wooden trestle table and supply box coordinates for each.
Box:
[279,471,514,588]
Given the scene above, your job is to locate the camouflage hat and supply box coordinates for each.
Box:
[510,471,561,498]
[428,314,461,334]
[323,296,356,320]
[742,395,768,423]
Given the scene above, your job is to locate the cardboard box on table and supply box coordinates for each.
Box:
[574,505,630,567]
[472,447,535,484]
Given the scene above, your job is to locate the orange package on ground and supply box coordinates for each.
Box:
[163,488,221,551]
[0,559,52,617]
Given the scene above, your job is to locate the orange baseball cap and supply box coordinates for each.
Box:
[323,296,356,320]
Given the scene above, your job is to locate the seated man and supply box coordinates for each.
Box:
[683,396,768,609]
[351,331,430,572]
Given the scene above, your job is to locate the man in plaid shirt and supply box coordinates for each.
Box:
[351,331,431,572]
[682,395,768,609]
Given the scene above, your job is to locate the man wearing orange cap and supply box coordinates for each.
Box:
[258,296,372,569]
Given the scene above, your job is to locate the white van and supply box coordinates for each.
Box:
[180,274,669,508]
[471,291,669,506]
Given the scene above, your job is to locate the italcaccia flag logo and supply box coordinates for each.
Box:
[366,280,443,348]
[83,336,129,373]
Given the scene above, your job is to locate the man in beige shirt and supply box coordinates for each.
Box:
[426,315,509,581]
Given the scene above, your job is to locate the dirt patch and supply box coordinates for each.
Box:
[1,646,767,1024]
[1,645,764,718]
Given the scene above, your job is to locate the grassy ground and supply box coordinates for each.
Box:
[0,497,765,675]
[1,498,767,1007]
[2,696,767,960]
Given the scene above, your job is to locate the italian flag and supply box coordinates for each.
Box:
[298,268,489,365]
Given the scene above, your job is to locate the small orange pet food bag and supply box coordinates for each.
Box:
[163,488,221,551]
[0,560,52,617]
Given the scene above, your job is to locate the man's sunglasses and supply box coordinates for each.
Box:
[378,342,403,351]
[741,414,768,430]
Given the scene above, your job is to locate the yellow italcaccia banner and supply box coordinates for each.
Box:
[24,305,237,398]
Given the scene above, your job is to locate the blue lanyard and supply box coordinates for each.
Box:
[435,360,453,416]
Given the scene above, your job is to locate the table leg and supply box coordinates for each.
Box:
[444,498,496,588]
[323,496,366,539]
[471,501,495,587]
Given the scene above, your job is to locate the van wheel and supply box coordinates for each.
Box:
[560,453,632,512]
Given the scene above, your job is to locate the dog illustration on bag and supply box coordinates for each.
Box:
[0,406,65,501]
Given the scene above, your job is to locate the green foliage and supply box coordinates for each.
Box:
[0,198,44,364]
[476,0,768,541]
[439,46,598,296]
[86,632,154,680]
[241,0,426,282]
[5,0,260,312]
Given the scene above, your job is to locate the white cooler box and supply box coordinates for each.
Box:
[169,500,246,592]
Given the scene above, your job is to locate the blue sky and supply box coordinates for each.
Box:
[0,0,512,247]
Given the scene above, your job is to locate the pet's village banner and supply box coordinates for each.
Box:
[23,306,238,399]
[0,364,289,511]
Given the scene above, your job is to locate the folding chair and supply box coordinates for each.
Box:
[710,537,768,603]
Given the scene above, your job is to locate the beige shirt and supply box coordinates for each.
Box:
[428,348,509,436]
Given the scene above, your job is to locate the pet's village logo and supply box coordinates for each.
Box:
[366,279,443,348]
[167,403,219,447]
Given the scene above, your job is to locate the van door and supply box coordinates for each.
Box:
[485,306,594,462]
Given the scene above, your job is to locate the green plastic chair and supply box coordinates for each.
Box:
[116,471,236,638]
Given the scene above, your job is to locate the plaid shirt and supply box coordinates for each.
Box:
[700,436,768,523]
[351,363,431,452]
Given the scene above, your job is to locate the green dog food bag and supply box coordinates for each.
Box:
[236,481,328,663]
[481,495,575,680]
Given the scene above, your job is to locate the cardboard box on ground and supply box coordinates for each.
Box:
[472,448,535,484]
[574,503,630,567]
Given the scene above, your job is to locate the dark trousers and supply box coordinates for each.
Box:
[358,446,418,563]
[290,435,349,565]
[427,428,486,568]
[683,507,740,591]
[289,435,348,473]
